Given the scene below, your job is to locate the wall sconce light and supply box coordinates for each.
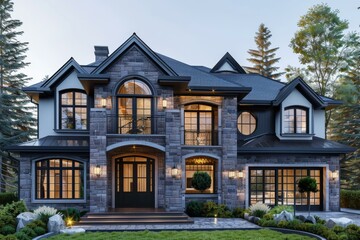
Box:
[162,98,167,109]
[228,170,236,179]
[100,98,107,108]
[94,165,101,177]
[330,170,339,180]
[171,166,179,178]
[237,170,244,179]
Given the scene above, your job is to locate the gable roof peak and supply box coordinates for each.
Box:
[210,52,247,74]
[92,33,177,76]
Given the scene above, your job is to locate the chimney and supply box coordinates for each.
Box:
[94,46,109,61]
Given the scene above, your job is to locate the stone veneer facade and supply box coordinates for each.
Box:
[15,42,343,213]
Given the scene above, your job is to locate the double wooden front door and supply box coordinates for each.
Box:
[115,157,154,208]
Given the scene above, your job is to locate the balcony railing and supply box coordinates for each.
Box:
[184,130,218,146]
[107,114,165,134]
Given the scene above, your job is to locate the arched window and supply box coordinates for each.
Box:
[184,104,218,145]
[237,112,256,135]
[117,79,153,134]
[60,90,87,130]
[35,159,85,199]
[284,106,308,134]
[185,157,216,194]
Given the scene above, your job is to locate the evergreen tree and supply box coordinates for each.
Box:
[246,23,284,80]
[0,0,36,192]
[329,51,360,189]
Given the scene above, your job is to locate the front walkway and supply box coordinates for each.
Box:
[74,209,360,231]
[75,218,260,231]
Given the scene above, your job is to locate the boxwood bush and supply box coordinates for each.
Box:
[341,189,360,209]
[0,193,18,206]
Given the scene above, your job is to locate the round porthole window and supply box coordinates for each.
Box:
[237,112,256,135]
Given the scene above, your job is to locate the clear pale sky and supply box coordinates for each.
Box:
[11,0,360,85]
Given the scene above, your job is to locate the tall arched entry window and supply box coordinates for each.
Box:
[117,79,153,134]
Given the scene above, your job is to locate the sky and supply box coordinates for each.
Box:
[10,0,360,85]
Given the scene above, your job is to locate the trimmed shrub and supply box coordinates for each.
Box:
[185,201,204,217]
[232,207,245,218]
[20,226,37,238]
[26,219,47,229]
[2,234,17,240]
[0,225,16,235]
[14,231,31,240]
[0,200,27,218]
[33,226,46,236]
[0,193,18,206]
[191,172,211,192]
[341,189,360,209]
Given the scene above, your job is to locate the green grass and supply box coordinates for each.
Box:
[47,229,315,240]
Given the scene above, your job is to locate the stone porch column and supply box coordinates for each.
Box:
[164,110,183,211]
[89,108,108,212]
[221,97,238,209]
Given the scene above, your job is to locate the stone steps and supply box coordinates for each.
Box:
[78,211,194,225]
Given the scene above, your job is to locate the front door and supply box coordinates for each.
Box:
[115,156,154,208]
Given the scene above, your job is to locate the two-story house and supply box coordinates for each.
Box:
[7,34,353,213]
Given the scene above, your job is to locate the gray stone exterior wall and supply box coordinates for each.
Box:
[220,97,238,209]
[89,108,108,212]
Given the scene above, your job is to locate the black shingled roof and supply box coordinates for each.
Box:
[5,136,89,152]
[238,134,355,154]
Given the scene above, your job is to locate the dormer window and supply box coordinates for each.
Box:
[284,106,308,134]
[60,90,87,130]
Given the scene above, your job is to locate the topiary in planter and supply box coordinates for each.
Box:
[191,171,211,192]
[298,176,318,217]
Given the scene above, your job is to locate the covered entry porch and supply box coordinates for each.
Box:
[89,139,166,212]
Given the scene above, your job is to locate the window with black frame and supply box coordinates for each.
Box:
[35,159,84,200]
[117,79,153,134]
[60,90,87,130]
[184,104,218,145]
[249,167,322,210]
[283,106,308,134]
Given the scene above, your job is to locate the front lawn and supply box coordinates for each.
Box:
[47,229,315,240]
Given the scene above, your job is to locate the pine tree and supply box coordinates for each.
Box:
[246,23,284,80]
[329,52,360,189]
[0,0,36,192]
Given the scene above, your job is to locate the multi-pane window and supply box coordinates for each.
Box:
[185,157,216,194]
[250,167,322,210]
[117,80,152,134]
[60,90,87,130]
[35,159,84,199]
[283,107,308,134]
[184,104,217,145]
[237,112,256,135]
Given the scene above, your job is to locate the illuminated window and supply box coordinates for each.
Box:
[35,159,85,199]
[184,104,218,145]
[185,157,216,194]
[237,112,256,135]
[284,106,308,134]
[60,90,87,130]
[249,167,322,210]
[117,79,153,134]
